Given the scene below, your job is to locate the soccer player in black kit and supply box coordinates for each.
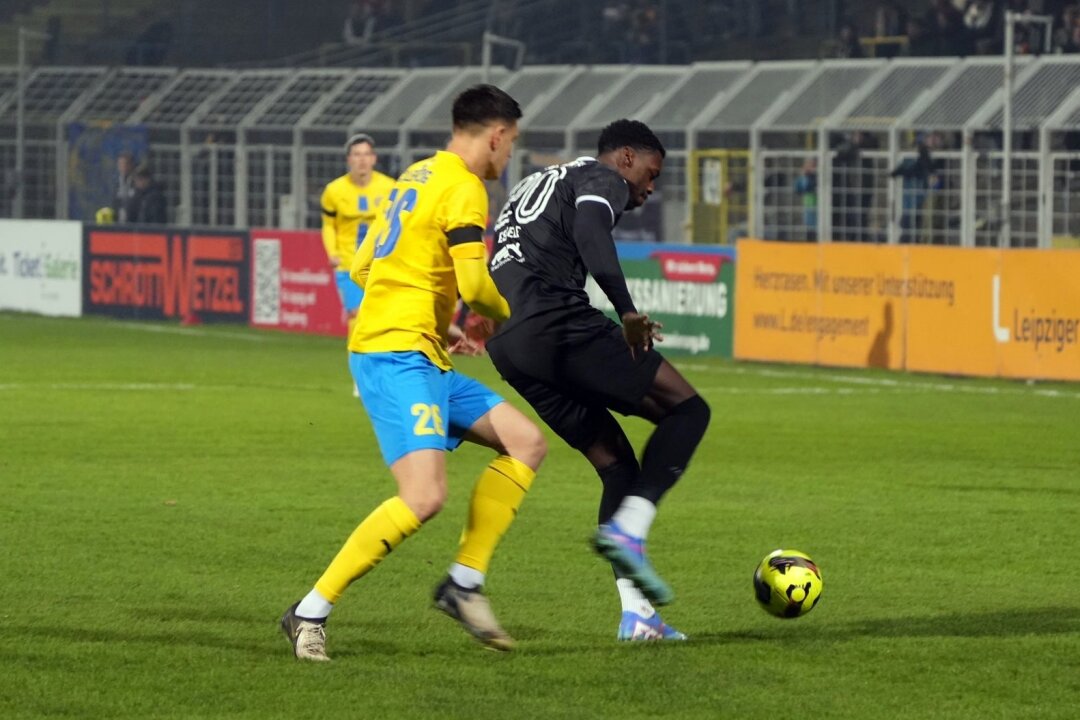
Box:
[486,120,711,641]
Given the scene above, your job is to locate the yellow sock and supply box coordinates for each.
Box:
[314,496,421,603]
[455,456,535,575]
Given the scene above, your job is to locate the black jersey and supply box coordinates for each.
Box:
[489,158,633,330]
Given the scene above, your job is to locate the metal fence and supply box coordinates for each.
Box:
[3,58,1080,247]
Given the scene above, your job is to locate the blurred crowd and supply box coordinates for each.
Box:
[837,1,1080,58]
[35,0,1080,69]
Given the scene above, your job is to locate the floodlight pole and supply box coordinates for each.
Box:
[1001,11,1053,247]
[15,28,49,219]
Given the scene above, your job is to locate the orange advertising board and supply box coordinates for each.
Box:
[736,240,1080,382]
[734,241,905,370]
[996,250,1080,380]
[904,246,1000,377]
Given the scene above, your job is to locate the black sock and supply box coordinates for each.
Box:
[597,460,639,524]
[634,395,710,504]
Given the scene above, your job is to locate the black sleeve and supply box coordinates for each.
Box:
[573,200,636,318]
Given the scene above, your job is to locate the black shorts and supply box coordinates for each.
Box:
[487,314,663,451]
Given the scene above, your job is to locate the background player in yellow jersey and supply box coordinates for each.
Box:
[320,133,395,341]
[282,85,546,659]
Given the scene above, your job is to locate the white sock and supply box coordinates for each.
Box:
[295,588,333,620]
[449,563,485,590]
[611,496,656,539]
[616,578,656,619]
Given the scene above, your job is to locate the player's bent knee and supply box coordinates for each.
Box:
[399,485,447,521]
[674,394,711,431]
[510,421,547,470]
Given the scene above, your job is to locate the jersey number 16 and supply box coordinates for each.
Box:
[373,187,418,259]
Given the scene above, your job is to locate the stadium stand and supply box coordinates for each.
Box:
[4,53,1080,247]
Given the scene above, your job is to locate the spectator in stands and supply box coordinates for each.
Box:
[834,20,865,58]
[127,164,167,225]
[112,152,136,224]
[964,0,1001,54]
[832,132,874,242]
[794,157,818,241]
[42,16,61,64]
[626,0,660,63]
[903,17,927,55]
[602,1,631,60]
[343,1,376,45]
[125,19,173,66]
[890,134,942,244]
[1054,5,1080,52]
[927,0,969,55]
[875,1,909,37]
[1005,0,1044,55]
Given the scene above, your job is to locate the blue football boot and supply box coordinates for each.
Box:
[617,610,688,641]
[593,520,674,606]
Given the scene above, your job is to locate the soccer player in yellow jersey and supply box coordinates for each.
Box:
[320,133,395,338]
[281,85,546,659]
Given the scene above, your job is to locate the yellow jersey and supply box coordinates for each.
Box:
[320,171,395,271]
[349,151,488,370]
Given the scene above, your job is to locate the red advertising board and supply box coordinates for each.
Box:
[82,227,249,322]
[249,229,348,336]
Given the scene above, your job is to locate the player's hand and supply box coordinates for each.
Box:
[621,312,663,358]
[470,316,497,342]
[449,336,484,356]
[448,323,481,356]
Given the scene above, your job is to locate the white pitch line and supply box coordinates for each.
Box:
[0,382,196,392]
[680,363,1080,400]
[695,386,874,395]
[107,322,271,342]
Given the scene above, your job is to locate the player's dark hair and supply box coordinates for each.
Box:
[597,119,666,159]
[452,84,522,131]
[345,132,375,153]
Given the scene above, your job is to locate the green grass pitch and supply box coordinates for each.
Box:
[1,311,1078,719]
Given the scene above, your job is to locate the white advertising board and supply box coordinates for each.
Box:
[0,220,83,317]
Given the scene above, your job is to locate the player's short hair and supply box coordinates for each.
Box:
[452,84,522,131]
[597,119,666,159]
[345,133,375,153]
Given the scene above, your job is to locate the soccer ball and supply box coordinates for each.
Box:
[753,549,823,619]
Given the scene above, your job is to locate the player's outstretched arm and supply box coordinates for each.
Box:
[448,226,510,322]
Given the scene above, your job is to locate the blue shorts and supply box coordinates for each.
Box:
[335,270,364,313]
[350,351,504,466]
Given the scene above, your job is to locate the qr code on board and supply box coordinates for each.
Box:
[253,239,281,325]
